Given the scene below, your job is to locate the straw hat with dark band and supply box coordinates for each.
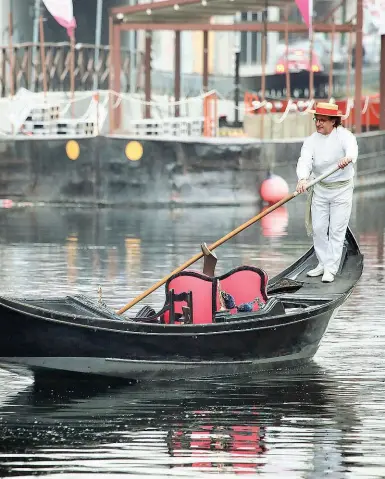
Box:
[309,102,343,117]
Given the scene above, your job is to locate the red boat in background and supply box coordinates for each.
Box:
[244,92,380,130]
[334,93,380,130]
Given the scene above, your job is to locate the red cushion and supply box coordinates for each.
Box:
[166,271,215,324]
[217,267,268,312]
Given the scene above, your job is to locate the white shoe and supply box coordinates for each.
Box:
[322,271,335,283]
[307,264,324,277]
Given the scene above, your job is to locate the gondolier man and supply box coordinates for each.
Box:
[296,102,358,283]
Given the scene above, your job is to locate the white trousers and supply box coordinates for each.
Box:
[311,182,354,275]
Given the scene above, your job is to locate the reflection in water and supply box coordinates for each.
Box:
[125,237,142,278]
[66,234,78,284]
[0,190,384,476]
[106,247,118,280]
[260,206,289,238]
[0,366,361,477]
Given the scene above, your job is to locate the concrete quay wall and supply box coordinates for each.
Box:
[0,132,384,206]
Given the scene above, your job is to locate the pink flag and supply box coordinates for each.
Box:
[295,0,313,37]
[42,0,77,38]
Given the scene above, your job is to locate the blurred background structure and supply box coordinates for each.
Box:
[0,0,383,138]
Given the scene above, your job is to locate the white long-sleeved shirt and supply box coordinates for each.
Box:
[296,126,358,183]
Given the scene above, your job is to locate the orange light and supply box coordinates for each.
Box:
[312,65,320,72]
[276,64,285,73]
[295,50,303,56]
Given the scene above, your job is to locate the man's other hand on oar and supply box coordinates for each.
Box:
[296,179,308,194]
[338,157,352,169]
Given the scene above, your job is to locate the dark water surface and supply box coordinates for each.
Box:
[0,190,384,478]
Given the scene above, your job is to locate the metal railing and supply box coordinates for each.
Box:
[0,42,379,100]
[0,42,143,96]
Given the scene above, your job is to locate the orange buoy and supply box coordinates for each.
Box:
[259,173,289,204]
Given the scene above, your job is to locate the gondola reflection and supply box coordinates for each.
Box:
[0,365,361,476]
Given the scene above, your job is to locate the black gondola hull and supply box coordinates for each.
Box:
[0,301,342,379]
[0,227,362,380]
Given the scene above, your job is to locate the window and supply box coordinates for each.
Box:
[239,11,266,65]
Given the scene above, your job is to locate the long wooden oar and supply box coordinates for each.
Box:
[117,164,341,315]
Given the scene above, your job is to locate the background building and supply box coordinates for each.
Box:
[0,0,381,96]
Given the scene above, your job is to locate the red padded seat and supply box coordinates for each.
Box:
[164,266,269,324]
[165,271,217,324]
[217,266,268,313]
